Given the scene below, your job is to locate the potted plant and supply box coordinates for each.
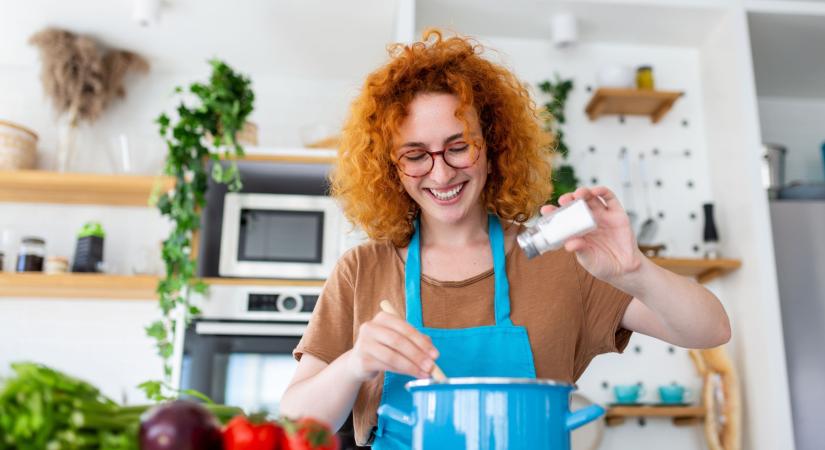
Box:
[538,74,578,205]
[144,59,255,386]
[29,27,149,171]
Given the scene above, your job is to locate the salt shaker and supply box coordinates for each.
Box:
[517,199,597,259]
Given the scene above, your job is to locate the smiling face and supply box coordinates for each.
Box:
[394,92,489,226]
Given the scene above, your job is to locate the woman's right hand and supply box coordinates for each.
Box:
[347,310,439,381]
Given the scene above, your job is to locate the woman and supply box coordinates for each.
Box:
[280,30,730,448]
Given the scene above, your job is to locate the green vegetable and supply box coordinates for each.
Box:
[0,362,243,450]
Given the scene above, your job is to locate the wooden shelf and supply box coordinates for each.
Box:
[0,273,325,300]
[585,88,684,123]
[0,273,159,299]
[227,147,337,165]
[605,405,705,426]
[204,277,325,288]
[0,170,173,207]
[0,258,739,299]
[651,257,742,283]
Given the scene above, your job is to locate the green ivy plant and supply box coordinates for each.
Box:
[538,74,578,205]
[145,59,255,384]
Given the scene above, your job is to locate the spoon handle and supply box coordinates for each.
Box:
[380,300,447,381]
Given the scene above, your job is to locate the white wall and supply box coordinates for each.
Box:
[0,0,395,402]
[757,96,825,184]
[700,9,794,450]
[476,35,712,450]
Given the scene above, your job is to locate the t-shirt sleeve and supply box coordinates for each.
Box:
[293,251,355,364]
[573,258,634,357]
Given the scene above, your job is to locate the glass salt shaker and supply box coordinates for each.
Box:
[517,199,597,259]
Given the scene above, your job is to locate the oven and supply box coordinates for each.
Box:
[178,283,360,448]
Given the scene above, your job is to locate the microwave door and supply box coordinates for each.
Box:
[181,321,304,413]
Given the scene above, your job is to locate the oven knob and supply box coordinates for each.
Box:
[277,294,303,313]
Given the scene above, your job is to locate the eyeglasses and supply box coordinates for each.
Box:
[394,144,482,178]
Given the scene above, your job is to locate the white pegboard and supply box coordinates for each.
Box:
[480,37,719,450]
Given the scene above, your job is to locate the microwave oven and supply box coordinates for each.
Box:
[219,192,354,279]
[198,160,367,281]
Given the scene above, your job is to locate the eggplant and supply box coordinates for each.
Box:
[139,400,223,450]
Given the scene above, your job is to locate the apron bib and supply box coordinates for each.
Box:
[372,214,537,449]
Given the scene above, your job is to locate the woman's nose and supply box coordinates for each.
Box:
[428,153,456,182]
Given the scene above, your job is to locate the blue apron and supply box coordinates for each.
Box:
[372,214,538,449]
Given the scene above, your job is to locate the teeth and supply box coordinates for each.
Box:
[429,183,463,200]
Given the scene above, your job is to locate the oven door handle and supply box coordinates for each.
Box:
[195,322,307,336]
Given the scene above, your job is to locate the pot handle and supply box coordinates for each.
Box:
[565,404,605,431]
[377,404,416,428]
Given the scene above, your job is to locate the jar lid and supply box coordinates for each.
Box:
[21,236,45,245]
[637,65,653,71]
[46,256,69,263]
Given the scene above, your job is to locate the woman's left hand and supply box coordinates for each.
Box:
[540,186,643,282]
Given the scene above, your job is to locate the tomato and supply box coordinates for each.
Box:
[223,415,286,450]
[282,417,339,450]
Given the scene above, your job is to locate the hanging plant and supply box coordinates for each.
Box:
[538,74,578,205]
[145,59,254,388]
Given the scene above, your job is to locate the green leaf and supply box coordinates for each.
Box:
[137,381,165,402]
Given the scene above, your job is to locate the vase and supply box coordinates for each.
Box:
[56,116,78,172]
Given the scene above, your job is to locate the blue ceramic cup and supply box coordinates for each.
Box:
[658,384,691,404]
[613,384,644,404]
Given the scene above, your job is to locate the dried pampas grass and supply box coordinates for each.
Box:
[29,27,149,125]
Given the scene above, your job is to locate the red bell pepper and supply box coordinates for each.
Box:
[223,415,286,450]
[282,417,339,450]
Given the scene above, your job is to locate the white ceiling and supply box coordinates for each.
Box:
[0,0,398,80]
[416,0,728,48]
[748,11,825,99]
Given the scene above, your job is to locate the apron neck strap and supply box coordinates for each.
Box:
[404,214,513,327]
[488,214,513,326]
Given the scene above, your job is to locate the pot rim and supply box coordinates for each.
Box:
[406,377,576,390]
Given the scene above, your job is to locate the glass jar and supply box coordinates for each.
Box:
[636,65,654,90]
[45,256,69,274]
[16,236,45,272]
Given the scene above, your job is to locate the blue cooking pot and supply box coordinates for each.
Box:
[377,377,604,450]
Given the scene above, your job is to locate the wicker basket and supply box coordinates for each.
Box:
[0,120,38,170]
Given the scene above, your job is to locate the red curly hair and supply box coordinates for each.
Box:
[331,29,553,247]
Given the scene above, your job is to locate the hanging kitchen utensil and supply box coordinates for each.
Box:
[636,152,659,245]
[379,300,447,381]
[619,148,638,234]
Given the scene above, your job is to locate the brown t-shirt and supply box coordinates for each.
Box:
[294,236,633,445]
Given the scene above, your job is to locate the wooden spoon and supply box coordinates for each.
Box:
[380,300,447,381]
